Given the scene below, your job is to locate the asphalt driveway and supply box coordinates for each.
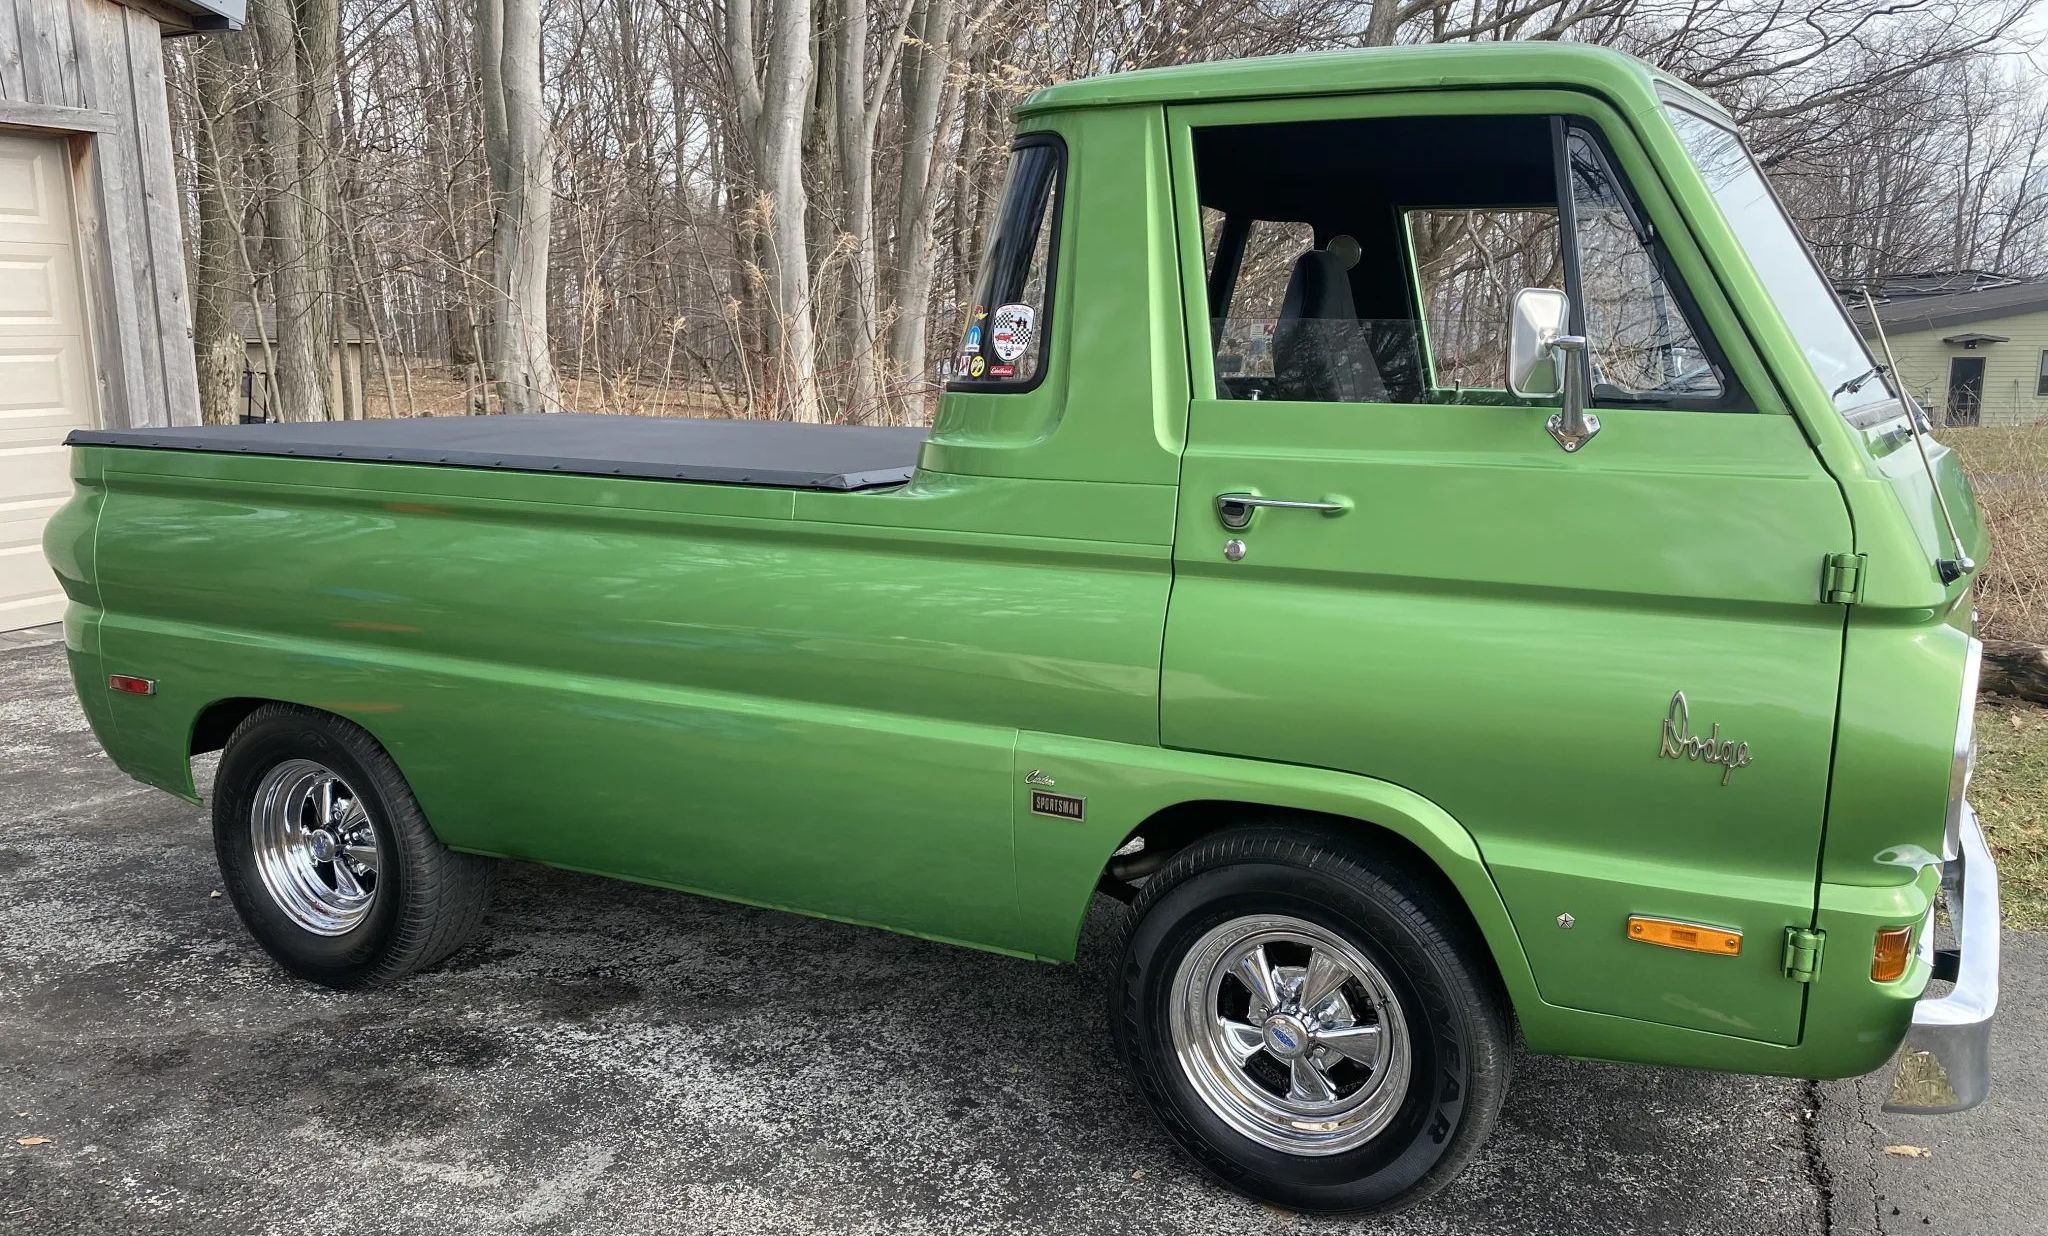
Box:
[2,628,2041,1235]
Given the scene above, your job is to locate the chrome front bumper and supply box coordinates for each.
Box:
[1885,802,2000,1114]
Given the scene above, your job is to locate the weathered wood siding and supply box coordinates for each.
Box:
[0,0,199,431]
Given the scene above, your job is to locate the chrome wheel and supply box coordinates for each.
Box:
[249,759,381,936]
[1168,914,1412,1156]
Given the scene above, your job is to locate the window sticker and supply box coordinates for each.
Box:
[991,304,1036,362]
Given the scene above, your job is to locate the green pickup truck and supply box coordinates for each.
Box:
[45,43,1996,1214]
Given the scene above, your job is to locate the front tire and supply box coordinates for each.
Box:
[213,704,495,989]
[1111,824,1510,1214]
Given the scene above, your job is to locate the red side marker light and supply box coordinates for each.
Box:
[108,674,156,696]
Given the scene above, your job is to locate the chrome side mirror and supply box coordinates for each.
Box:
[1507,287,1597,453]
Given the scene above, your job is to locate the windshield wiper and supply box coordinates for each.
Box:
[1833,364,1885,397]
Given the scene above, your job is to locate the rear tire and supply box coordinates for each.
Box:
[212,704,495,989]
[1111,823,1510,1214]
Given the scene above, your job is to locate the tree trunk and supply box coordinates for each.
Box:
[1365,0,1402,46]
[249,0,329,421]
[299,0,341,415]
[415,0,478,377]
[833,0,877,421]
[478,0,561,413]
[883,0,956,399]
[1981,639,2048,707]
[188,37,249,426]
[726,0,822,422]
[763,0,821,422]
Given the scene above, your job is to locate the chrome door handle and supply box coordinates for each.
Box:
[1215,493,1351,531]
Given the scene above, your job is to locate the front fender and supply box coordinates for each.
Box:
[1010,730,1541,1015]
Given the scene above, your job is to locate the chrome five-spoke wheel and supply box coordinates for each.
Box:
[1168,914,1411,1156]
[249,758,381,935]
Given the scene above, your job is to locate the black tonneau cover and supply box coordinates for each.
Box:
[66,414,929,491]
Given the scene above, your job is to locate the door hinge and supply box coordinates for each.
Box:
[1821,552,1867,605]
[1783,927,1825,983]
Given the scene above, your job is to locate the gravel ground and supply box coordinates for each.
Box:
[2,629,2038,1235]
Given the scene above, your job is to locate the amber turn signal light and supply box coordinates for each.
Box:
[1625,916,1741,956]
[1872,926,1914,982]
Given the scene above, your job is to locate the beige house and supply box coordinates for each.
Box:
[0,0,230,634]
[1853,273,2048,427]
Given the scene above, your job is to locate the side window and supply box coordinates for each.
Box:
[1564,130,1722,400]
[1408,208,1561,390]
[954,139,1061,387]
[1187,113,1739,411]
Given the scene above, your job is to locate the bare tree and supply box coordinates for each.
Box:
[724,0,823,420]
[247,0,332,421]
[882,0,959,402]
[172,0,2047,426]
[185,36,254,424]
[479,0,562,412]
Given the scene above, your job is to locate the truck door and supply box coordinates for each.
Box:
[1159,95,1851,1046]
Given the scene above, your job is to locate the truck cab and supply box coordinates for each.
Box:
[937,37,1989,1079]
[48,43,1995,1215]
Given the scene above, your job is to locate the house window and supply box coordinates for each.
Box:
[2037,348,2048,398]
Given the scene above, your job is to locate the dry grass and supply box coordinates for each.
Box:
[361,363,941,425]
[364,367,728,420]
[1946,425,2048,928]
[1942,425,2048,644]
[1972,697,2048,931]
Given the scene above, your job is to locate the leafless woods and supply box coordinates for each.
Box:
[170,0,2046,424]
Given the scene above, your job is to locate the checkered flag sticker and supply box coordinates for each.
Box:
[991,303,1036,362]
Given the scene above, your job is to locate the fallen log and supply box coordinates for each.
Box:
[1979,638,2048,706]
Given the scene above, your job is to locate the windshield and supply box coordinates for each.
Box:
[1664,104,1898,427]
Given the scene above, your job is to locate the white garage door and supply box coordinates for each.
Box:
[0,133,93,633]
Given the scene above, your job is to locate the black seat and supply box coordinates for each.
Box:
[1271,247,1386,403]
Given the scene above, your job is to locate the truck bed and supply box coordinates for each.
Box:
[66,414,929,491]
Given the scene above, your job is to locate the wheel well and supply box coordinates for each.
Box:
[1101,800,1510,1007]
[189,697,273,756]
[1106,801,1450,892]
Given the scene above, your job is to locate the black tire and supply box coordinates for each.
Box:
[212,704,495,989]
[1111,823,1510,1215]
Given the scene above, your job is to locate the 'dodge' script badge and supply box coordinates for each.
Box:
[1659,691,1752,786]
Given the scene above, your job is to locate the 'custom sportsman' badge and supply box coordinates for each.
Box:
[1030,790,1085,821]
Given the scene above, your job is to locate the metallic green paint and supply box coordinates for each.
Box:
[45,43,1979,1087]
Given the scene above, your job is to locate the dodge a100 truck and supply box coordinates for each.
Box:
[45,43,1996,1214]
